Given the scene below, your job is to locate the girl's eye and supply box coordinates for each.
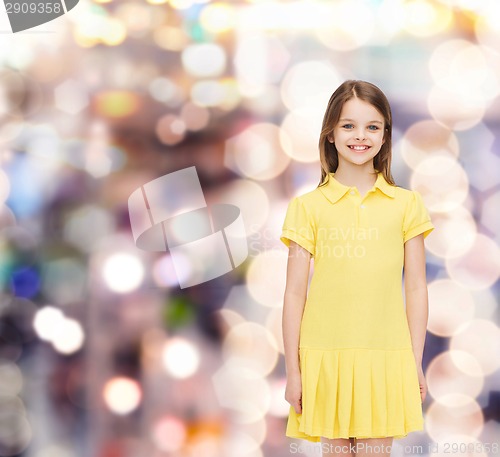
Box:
[342,124,354,129]
[368,125,380,131]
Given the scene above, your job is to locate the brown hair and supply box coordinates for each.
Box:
[317,80,395,187]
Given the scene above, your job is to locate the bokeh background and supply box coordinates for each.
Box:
[1,0,500,456]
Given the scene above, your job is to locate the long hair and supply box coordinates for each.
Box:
[317,80,395,187]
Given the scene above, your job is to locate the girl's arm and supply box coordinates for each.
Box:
[282,241,311,412]
[403,233,429,365]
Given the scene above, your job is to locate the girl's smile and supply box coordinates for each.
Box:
[348,145,371,151]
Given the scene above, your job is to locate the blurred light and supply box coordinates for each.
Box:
[224,123,291,180]
[315,0,375,51]
[0,361,23,396]
[62,136,125,178]
[212,364,271,424]
[190,80,226,107]
[475,1,500,54]
[151,415,187,452]
[169,0,195,9]
[221,285,270,327]
[0,409,32,455]
[403,0,453,37]
[376,0,406,38]
[33,306,85,355]
[427,84,485,131]
[34,443,77,457]
[222,322,279,376]
[462,148,499,193]
[154,26,190,51]
[218,309,246,335]
[400,120,459,170]
[268,378,289,417]
[162,337,200,379]
[0,168,11,204]
[0,204,16,229]
[482,190,500,239]
[103,377,142,415]
[280,60,341,112]
[450,319,500,375]
[152,255,180,287]
[73,5,127,47]
[223,431,263,457]
[430,40,500,105]
[238,1,331,30]
[0,117,24,145]
[199,3,236,34]
[54,79,89,115]
[182,43,226,78]
[426,396,483,441]
[102,253,144,293]
[445,234,500,290]
[41,258,87,306]
[115,2,155,35]
[11,267,40,299]
[103,18,128,46]
[280,108,322,163]
[155,114,186,145]
[149,77,184,106]
[4,153,57,217]
[426,351,483,404]
[180,102,210,131]
[234,34,290,97]
[25,124,63,163]
[33,306,65,342]
[51,318,85,355]
[247,250,287,308]
[427,279,475,337]
[214,179,269,235]
[411,156,469,213]
[63,205,115,253]
[424,206,477,260]
[94,91,141,118]
[242,85,281,115]
[217,78,241,111]
[450,350,484,379]
[265,307,284,354]
[0,70,26,116]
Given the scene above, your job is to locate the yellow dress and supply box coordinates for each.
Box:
[280,171,435,442]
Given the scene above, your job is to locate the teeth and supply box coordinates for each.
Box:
[350,146,369,150]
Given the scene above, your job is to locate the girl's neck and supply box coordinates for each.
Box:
[333,164,378,189]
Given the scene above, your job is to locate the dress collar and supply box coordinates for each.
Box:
[318,171,396,205]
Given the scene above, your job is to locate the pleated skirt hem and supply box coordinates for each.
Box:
[285,346,424,443]
[286,420,424,442]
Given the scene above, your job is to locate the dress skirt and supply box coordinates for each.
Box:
[286,347,424,442]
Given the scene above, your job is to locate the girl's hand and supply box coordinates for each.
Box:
[285,373,302,414]
[415,363,427,403]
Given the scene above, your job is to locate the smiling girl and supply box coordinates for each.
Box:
[281,80,434,456]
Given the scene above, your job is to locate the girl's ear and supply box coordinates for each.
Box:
[327,134,334,143]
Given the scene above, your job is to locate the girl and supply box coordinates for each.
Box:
[281,80,434,456]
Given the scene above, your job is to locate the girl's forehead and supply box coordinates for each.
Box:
[339,98,384,119]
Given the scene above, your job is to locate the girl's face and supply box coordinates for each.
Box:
[327,97,386,169]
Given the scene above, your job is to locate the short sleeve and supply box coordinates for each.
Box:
[403,190,435,243]
[280,196,316,256]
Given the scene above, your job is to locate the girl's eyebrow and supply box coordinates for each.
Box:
[339,118,383,125]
